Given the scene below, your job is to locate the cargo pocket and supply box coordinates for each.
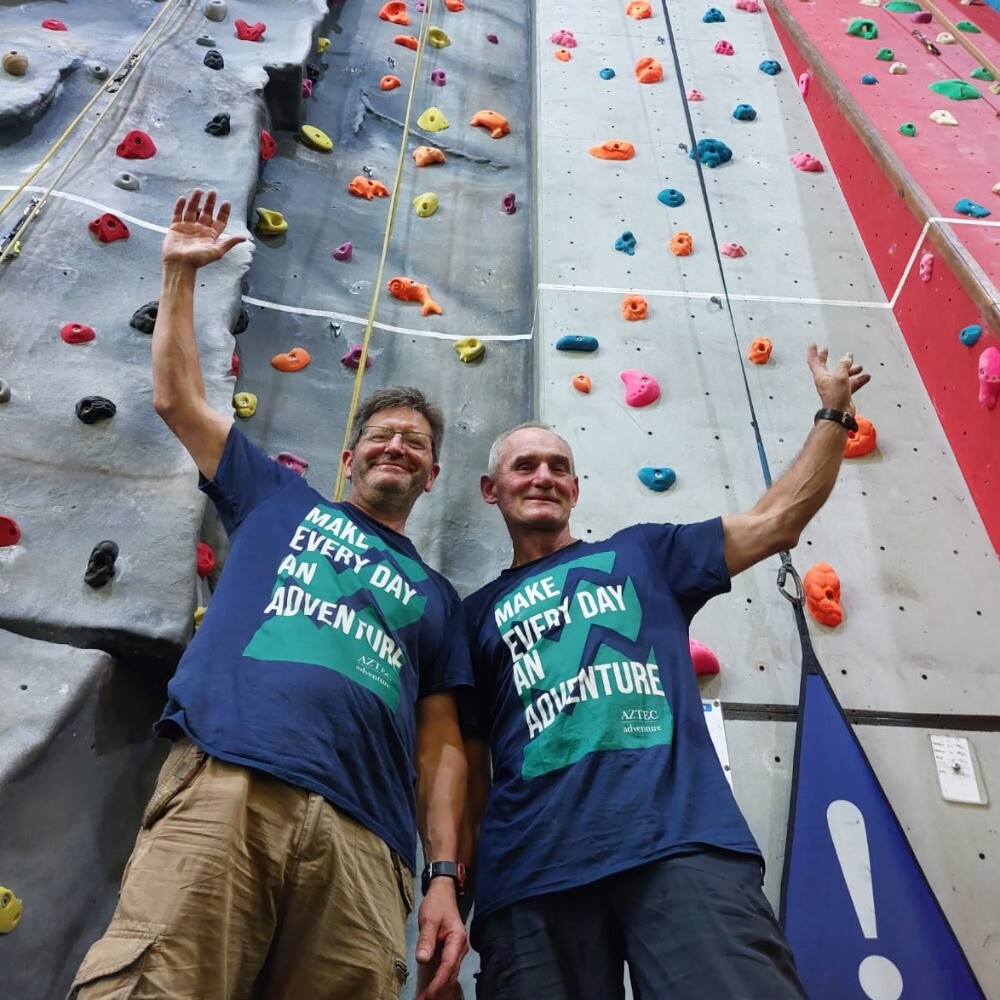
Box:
[68,933,156,999]
[390,850,416,916]
[379,956,409,999]
[140,738,207,830]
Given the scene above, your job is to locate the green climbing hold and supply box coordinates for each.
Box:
[883,0,920,9]
[846,18,878,39]
[929,79,981,100]
[898,122,916,137]
[876,48,894,60]
[971,67,994,82]
[955,20,980,32]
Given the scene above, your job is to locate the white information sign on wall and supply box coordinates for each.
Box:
[703,700,733,788]
[930,734,988,806]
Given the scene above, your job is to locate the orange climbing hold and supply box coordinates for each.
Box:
[394,34,419,49]
[380,75,402,90]
[271,348,311,372]
[412,145,446,166]
[573,374,592,394]
[388,276,443,316]
[445,0,465,8]
[670,231,693,256]
[747,337,772,364]
[627,1,653,18]
[844,415,877,458]
[635,56,664,83]
[621,295,648,321]
[470,110,511,138]
[589,139,635,160]
[555,48,572,61]
[804,563,843,627]
[348,176,391,199]
[379,1,410,25]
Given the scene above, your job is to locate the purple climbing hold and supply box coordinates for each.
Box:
[332,241,353,261]
[486,33,499,43]
[274,451,309,475]
[302,78,313,98]
[431,69,446,86]
[501,192,517,215]
[341,344,372,369]
[84,540,119,589]
[911,11,932,22]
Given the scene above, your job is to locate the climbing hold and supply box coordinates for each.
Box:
[799,72,810,96]
[428,26,451,48]
[930,79,981,101]
[430,69,446,86]
[735,0,761,9]
[714,40,735,55]
[889,62,907,74]
[88,213,130,243]
[0,516,20,548]
[549,29,578,47]
[60,322,96,345]
[233,308,250,338]
[936,32,956,44]
[556,335,598,352]
[275,452,309,475]
[990,83,1000,97]
[590,139,635,160]
[349,176,390,199]
[572,374,592,393]
[228,351,240,376]
[846,18,878,38]
[621,295,649,321]
[379,1,410,25]
[690,139,732,168]
[844,416,877,458]
[196,542,215,578]
[747,336,772,363]
[615,231,637,255]
[720,242,746,257]
[599,69,617,83]
[971,68,994,82]
[75,396,117,425]
[686,88,705,101]
[804,562,843,627]
[703,7,726,21]
[979,347,1000,409]
[790,151,824,171]
[85,540,120,589]
[395,34,419,49]
[861,74,878,85]
[994,182,1000,194]
[234,19,266,41]
[955,198,990,218]
[332,241,353,261]
[955,20,980,32]
[635,57,664,83]
[555,47,572,61]
[233,391,257,418]
[196,35,216,47]
[194,606,207,629]
[470,110,510,138]
[260,130,276,160]
[272,348,311,372]
[911,10,932,22]
[0,887,22,935]
[670,231,694,256]
[302,79,313,99]
[203,49,225,70]
[387,276,443,316]
[454,337,486,362]
[883,0,919,8]
[305,64,321,82]
[2,52,28,76]
[317,37,330,52]
[621,370,661,407]
[413,192,439,217]
[929,109,958,125]
[418,107,450,132]
[413,145,446,166]
[299,124,333,151]
[129,302,159,335]
[759,59,782,74]
[255,208,288,235]
[0,380,10,404]
[876,47,894,60]
[689,639,720,676]
[445,0,465,9]
[486,33,499,43]
[658,188,685,207]
[627,1,653,17]
[116,130,156,159]
[204,0,227,21]
[501,192,517,215]
[381,75,402,90]
[42,18,67,30]
[898,122,916,136]
[919,253,933,281]
[341,344,372,369]
[637,466,677,492]
[959,324,982,347]
[205,112,231,136]
[733,103,757,120]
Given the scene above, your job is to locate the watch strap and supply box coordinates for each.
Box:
[421,860,466,896]
[814,408,858,433]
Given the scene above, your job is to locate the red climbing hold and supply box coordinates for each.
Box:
[42,18,67,30]
[88,212,130,243]
[235,19,266,41]
[260,129,277,160]
[0,516,21,547]
[60,322,96,345]
[395,34,419,49]
[196,542,216,578]
[689,638,721,676]
[228,351,240,376]
[116,130,157,160]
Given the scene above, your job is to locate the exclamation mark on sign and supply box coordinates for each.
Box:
[827,800,904,1000]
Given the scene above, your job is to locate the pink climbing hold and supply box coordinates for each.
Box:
[88,212,130,243]
[341,344,372,369]
[116,129,156,159]
[686,88,705,101]
[60,322,96,345]
[501,192,517,214]
[332,241,353,261]
[798,71,810,96]
[235,19,266,41]
[228,351,240,376]
[196,542,216,578]
[0,515,21,548]
[919,252,934,282]
[302,78,313,98]
[714,40,735,55]
[790,151,824,172]
[720,242,746,257]
[41,18,67,30]
[734,0,760,10]
[620,369,661,407]
[260,130,277,160]
[275,451,309,476]
[549,29,578,47]
[978,346,1000,409]
[486,33,499,43]
[689,638,721,676]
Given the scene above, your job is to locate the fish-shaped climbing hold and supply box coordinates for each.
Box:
[395,34,419,49]
[418,107,450,131]
[572,374,592,393]
[454,337,485,362]
[626,1,653,19]
[589,138,635,160]
[804,562,843,627]
[978,347,1000,409]
[621,370,661,407]
[720,242,746,257]
[670,231,693,256]
[300,125,333,151]
[88,212,130,243]
[747,337,772,363]
[790,151,824,171]
[470,110,510,138]
[413,192,439,217]
[349,176,391,199]
[380,75,401,90]
[413,145,446,166]
[635,56,664,83]
[60,322,96,345]
[387,276,443,316]
[844,415,877,458]
[379,1,410,25]
[116,129,156,159]
[233,392,258,418]
[255,208,288,235]
[271,348,311,372]
[621,295,648,320]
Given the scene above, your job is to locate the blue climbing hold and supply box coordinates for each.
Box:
[658,188,685,207]
[556,334,599,352]
[689,138,733,168]
[759,59,782,75]
[703,7,726,21]
[599,67,616,80]
[637,466,677,492]
[861,74,878,85]
[615,231,637,255]
[960,324,983,347]
[954,198,991,218]
[732,103,757,120]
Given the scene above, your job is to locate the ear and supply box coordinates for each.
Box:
[570,475,580,507]
[341,449,354,481]
[481,473,499,505]
[423,463,441,494]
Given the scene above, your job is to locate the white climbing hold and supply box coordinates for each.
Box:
[936,32,956,44]
[860,0,880,6]
[992,182,1000,195]
[889,62,908,74]
[930,109,958,125]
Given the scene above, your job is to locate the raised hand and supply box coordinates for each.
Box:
[162,189,246,269]
[806,342,871,415]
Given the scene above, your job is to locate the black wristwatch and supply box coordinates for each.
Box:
[421,861,466,897]
[814,408,858,433]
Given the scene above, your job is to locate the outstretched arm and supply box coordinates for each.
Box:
[151,189,246,481]
[723,344,871,576]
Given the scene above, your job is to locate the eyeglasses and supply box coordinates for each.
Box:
[360,425,433,452]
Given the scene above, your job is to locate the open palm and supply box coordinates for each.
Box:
[162,188,246,268]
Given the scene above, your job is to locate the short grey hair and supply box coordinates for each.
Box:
[486,422,575,477]
[347,386,445,461]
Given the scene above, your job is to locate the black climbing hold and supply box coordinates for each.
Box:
[130,301,159,334]
[85,540,119,589]
[232,307,250,336]
[205,112,231,136]
[204,49,225,70]
[306,63,321,82]
[75,396,117,425]
[0,378,10,404]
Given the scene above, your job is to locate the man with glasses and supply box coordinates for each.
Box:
[72,191,471,1000]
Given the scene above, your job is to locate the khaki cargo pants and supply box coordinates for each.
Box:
[70,738,414,999]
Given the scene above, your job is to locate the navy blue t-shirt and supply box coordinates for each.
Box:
[157,426,472,872]
[464,519,760,921]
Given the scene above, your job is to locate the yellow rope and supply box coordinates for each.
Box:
[332,2,436,501]
[920,0,999,81]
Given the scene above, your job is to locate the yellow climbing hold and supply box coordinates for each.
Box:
[317,37,330,52]
[418,106,450,132]
[194,606,207,628]
[300,124,333,151]
[233,391,258,418]
[454,337,485,362]
[255,208,288,236]
[428,26,451,48]
[0,887,23,935]
[929,109,959,125]
[413,192,439,217]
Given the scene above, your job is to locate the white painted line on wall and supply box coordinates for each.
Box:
[0,184,171,234]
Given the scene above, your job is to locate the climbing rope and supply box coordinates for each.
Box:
[332,0,438,501]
